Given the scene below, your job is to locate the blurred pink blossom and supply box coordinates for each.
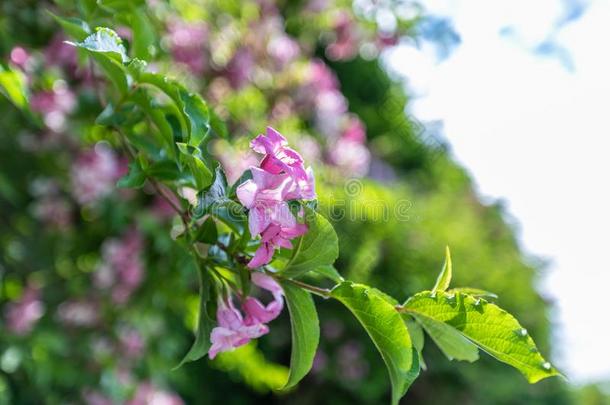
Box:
[30,86,76,132]
[128,382,184,405]
[326,12,359,61]
[57,300,99,327]
[71,144,122,205]
[267,35,300,66]
[9,46,30,69]
[167,21,207,75]
[95,228,144,304]
[5,286,44,335]
[328,138,370,177]
[119,327,145,359]
[225,48,254,89]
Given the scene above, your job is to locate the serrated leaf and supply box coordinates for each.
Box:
[175,264,215,368]
[403,291,561,383]
[117,162,146,188]
[68,28,129,94]
[49,12,91,41]
[281,208,338,279]
[331,282,419,405]
[447,287,498,299]
[0,67,27,109]
[71,27,128,62]
[279,281,319,390]
[126,58,147,80]
[432,246,452,293]
[410,314,479,362]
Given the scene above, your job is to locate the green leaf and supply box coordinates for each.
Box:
[403,291,561,383]
[117,162,146,188]
[0,67,27,109]
[310,265,343,283]
[178,88,210,146]
[194,218,218,244]
[131,8,156,60]
[281,209,339,279]
[432,246,452,293]
[129,89,175,158]
[49,12,91,41]
[176,264,215,368]
[97,0,146,12]
[68,28,130,94]
[447,287,498,299]
[331,282,419,405]
[410,314,479,362]
[176,143,213,190]
[279,281,320,390]
[404,317,427,370]
[194,166,229,216]
[209,109,228,138]
[146,160,182,181]
[139,73,209,145]
[71,27,128,62]
[126,58,147,80]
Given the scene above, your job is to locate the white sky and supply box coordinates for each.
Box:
[386,0,610,383]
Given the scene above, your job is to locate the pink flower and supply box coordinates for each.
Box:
[5,286,44,335]
[247,223,307,268]
[208,273,285,358]
[243,273,284,324]
[236,127,316,267]
[208,297,269,359]
[251,127,306,178]
[250,127,316,199]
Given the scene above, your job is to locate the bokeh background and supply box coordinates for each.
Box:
[0,0,608,404]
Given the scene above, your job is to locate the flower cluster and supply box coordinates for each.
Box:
[208,273,284,358]
[237,127,315,268]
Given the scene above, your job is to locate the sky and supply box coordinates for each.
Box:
[386,0,610,383]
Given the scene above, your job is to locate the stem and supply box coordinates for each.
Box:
[272,275,332,299]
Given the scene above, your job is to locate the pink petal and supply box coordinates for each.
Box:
[236,179,258,208]
[248,206,271,236]
[265,127,288,148]
[251,272,284,298]
[248,243,275,268]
